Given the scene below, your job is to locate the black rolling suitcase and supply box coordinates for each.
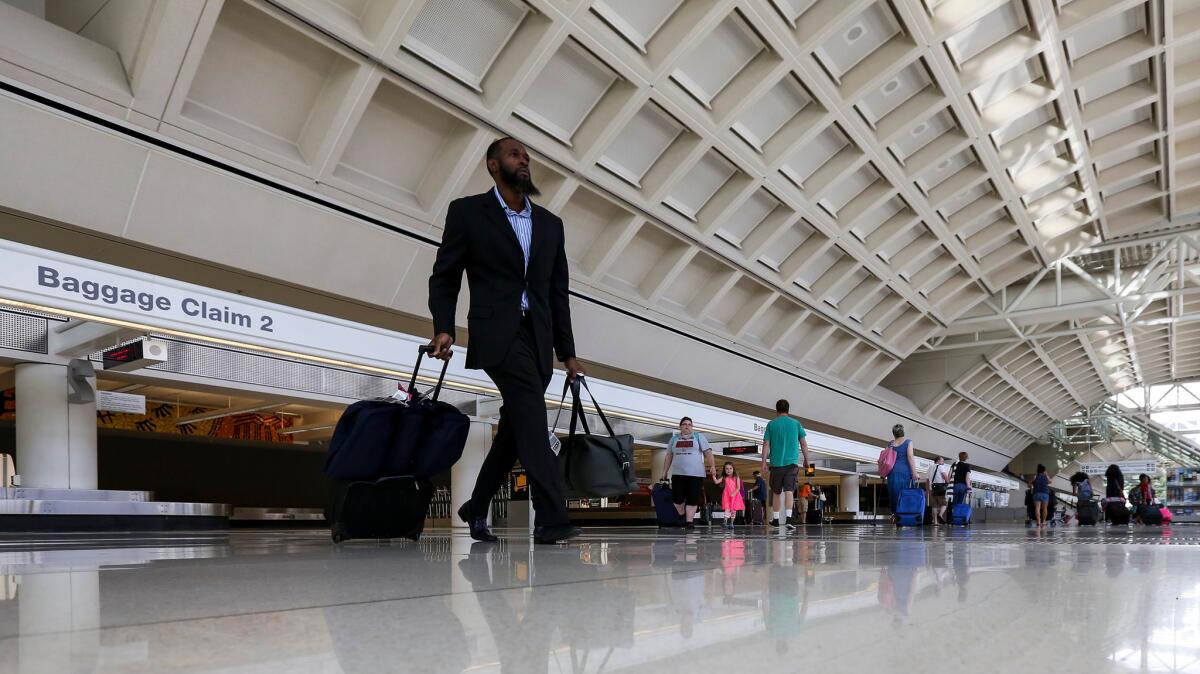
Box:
[326,346,466,543]
[1077,499,1100,526]
[1104,498,1131,525]
[805,499,822,524]
[329,476,433,542]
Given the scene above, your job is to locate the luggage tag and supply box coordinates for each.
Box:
[547,376,576,456]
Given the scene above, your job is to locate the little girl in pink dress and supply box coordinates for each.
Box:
[714,462,745,529]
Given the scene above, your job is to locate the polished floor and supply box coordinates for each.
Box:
[0,523,1197,673]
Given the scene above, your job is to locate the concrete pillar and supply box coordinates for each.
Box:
[651,448,668,481]
[840,474,860,513]
[15,362,97,489]
[451,421,493,528]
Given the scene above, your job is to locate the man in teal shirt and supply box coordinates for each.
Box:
[760,399,810,530]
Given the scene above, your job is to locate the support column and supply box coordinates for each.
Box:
[840,474,860,513]
[14,361,97,489]
[451,420,493,528]
[650,448,668,482]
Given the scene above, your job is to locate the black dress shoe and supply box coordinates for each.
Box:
[533,525,582,544]
[457,503,498,542]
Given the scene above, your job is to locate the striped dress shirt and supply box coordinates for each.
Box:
[493,187,532,311]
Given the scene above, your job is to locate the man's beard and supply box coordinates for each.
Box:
[499,164,540,197]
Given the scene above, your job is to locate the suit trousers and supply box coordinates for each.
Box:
[469,317,569,528]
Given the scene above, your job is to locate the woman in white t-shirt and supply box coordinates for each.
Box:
[661,417,715,529]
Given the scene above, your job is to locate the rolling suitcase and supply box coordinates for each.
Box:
[948,502,971,526]
[895,484,926,527]
[328,475,434,543]
[1105,499,1131,525]
[1077,499,1100,526]
[653,481,681,526]
[326,346,464,544]
[805,500,822,525]
[747,498,765,525]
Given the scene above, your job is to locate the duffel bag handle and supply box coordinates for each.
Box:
[566,376,593,439]
[572,376,618,438]
[566,377,633,485]
[409,344,450,402]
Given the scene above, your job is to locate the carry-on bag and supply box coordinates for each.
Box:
[1139,504,1164,525]
[745,498,765,525]
[1104,498,1131,525]
[328,475,434,543]
[326,347,467,543]
[895,483,926,527]
[949,501,972,526]
[1077,499,1100,526]
[805,499,822,525]
[325,346,468,480]
[653,481,681,526]
[556,377,637,498]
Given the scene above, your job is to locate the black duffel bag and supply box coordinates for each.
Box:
[324,345,467,480]
[557,377,637,498]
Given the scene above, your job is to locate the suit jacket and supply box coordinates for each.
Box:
[428,190,576,374]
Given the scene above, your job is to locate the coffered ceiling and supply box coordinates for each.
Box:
[1,0,1199,459]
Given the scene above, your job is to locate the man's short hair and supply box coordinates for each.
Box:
[775,399,789,413]
[486,136,518,162]
[753,471,761,476]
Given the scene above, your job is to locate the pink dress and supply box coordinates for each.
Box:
[721,477,745,511]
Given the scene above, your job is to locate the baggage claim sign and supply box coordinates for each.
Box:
[0,239,431,375]
[35,265,277,333]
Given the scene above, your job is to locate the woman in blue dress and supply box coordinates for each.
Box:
[885,424,919,523]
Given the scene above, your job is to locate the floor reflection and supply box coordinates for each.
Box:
[0,527,1194,672]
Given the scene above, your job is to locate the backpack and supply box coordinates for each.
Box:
[877,443,897,478]
[1077,479,1092,501]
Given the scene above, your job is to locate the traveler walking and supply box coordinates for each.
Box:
[760,400,810,531]
[883,424,918,523]
[951,452,972,507]
[1031,464,1051,527]
[796,482,812,523]
[816,485,828,513]
[714,461,745,529]
[928,456,951,524]
[661,417,715,530]
[429,137,586,545]
[1104,464,1128,524]
[1105,464,1126,498]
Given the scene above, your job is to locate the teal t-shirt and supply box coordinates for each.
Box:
[763,415,805,467]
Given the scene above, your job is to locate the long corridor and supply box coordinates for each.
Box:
[1,524,1195,673]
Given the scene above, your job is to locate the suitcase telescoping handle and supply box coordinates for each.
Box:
[409,344,450,402]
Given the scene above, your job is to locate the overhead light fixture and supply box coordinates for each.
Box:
[279,423,337,435]
[174,402,286,426]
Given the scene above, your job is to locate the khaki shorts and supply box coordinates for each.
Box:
[931,491,947,509]
[769,464,800,494]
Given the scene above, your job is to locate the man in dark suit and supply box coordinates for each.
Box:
[429,137,585,544]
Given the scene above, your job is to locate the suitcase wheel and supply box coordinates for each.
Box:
[331,525,347,544]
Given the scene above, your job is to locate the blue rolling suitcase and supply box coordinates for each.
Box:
[949,502,972,526]
[653,482,681,526]
[895,485,926,526]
